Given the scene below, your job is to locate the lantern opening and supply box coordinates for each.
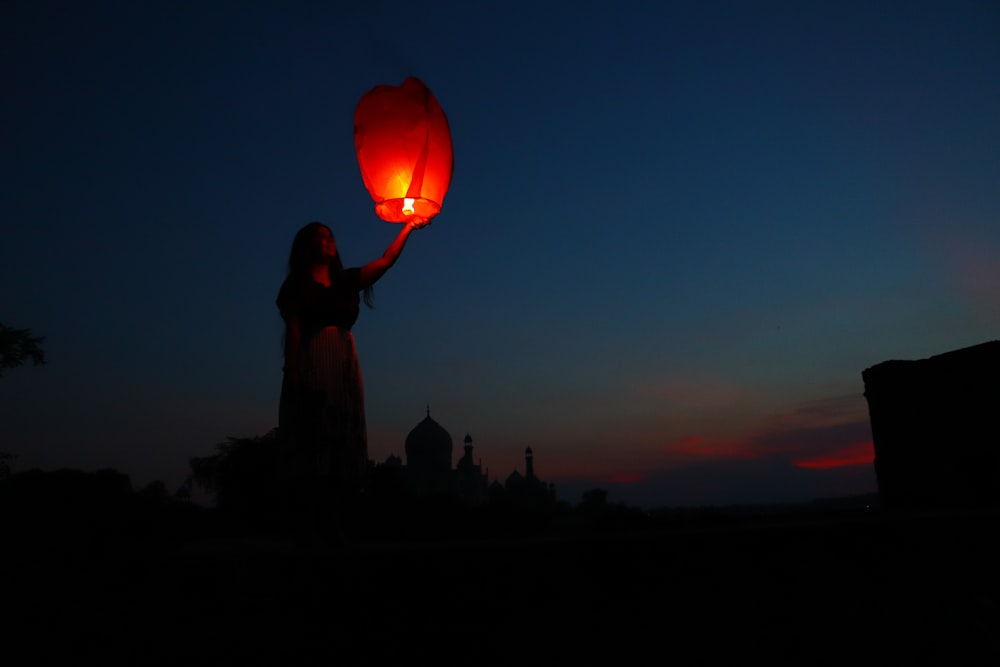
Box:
[374,197,440,222]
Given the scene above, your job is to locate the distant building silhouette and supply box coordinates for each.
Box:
[455,433,489,506]
[490,447,556,508]
[862,340,1000,510]
[383,407,554,507]
[404,407,459,497]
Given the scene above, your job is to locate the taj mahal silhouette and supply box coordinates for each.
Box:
[377,407,555,507]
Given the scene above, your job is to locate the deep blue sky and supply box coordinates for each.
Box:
[2,0,998,507]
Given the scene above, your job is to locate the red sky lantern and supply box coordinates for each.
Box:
[354,77,454,223]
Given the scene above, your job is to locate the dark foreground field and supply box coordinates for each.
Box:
[7,506,1000,666]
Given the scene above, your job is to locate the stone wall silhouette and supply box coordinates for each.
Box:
[862,340,1000,509]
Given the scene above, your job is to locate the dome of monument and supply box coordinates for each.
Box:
[505,470,525,486]
[405,408,453,473]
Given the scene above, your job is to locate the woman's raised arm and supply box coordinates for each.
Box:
[358,219,429,288]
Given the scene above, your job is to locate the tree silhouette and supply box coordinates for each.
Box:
[0,451,14,480]
[580,488,609,511]
[189,429,283,518]
[0,323,46,378]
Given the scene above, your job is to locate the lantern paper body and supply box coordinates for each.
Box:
[354,77,453,223]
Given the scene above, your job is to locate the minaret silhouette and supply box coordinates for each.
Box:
[525,447,534,481]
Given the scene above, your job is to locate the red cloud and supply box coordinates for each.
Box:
[792,441,874,470]
[663,416,874,468]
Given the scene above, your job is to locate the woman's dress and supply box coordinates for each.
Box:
[277,269,368,491]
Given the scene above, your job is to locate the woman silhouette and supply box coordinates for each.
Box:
[277,219,427,520]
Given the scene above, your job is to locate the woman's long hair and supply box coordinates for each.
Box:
[287,222,374,307]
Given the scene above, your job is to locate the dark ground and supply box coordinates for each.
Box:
[5,502,1000,666]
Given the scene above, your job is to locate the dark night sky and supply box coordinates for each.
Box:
[2,0,998,507]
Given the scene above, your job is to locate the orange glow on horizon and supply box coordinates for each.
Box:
[793,441,874,470]
[664,434,757,459]
[608,473,646,484]
[671,435,706,452]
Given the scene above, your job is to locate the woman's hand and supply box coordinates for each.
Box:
[407,217,431,230]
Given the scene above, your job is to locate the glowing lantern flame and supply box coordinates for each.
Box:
[354,77,454,223]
